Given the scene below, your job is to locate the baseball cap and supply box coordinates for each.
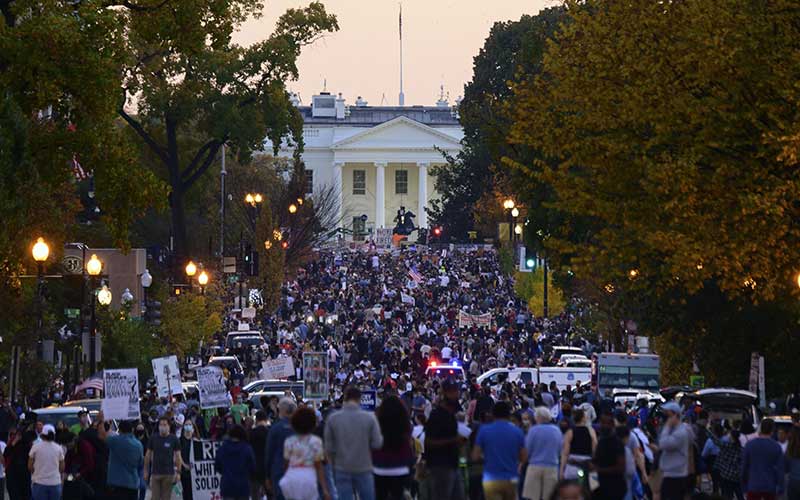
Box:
[661,402,681,414]
[175,414,185,426]
[42,424,56,436]
[406,382,413,392]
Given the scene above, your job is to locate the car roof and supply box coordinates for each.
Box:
[34,406,87,414]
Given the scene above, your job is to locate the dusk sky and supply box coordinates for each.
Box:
[235,0,554,107]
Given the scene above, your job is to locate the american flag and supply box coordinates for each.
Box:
[408,268,423,283]
[72,154,88,181]
[73,377,103,395]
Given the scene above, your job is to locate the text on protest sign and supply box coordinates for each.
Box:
[261,357,295,380]
[190,440,222,500]
[102,369,140,420]
[152,355,182,398]
[457,310,492,328]
[196,366,229,409]
[303,352,329,400]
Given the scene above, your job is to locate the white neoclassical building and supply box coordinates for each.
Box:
[274,91,463,239]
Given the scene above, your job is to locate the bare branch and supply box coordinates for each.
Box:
[118,108,170,166]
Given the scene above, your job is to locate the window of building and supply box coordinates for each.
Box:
[353,169,366,195]
[352,216,366,241]
[304,169,314,194]
[395,169,408,194]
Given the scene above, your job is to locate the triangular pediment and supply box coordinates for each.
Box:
[331,116,461,150]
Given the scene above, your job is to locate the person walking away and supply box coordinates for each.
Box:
[279,407,331,500]
[522,407,562,500]
[144,417,182,500]
[104,418,145,500]
[471,402,525,500]
[653,402,692,500]
[741,418,784,500]
[266,397,297,500]
[701,422,723,495]
[714,429,743,500]
[27,424,64,500]
[372,396,414,500]
[325,386,384,500]
[559,409,596,481]
[592,415,627,500]
[786,427,800,500]
[215,425,256,500]
[249,410,270,500]
[424,379,467,500]
[6,428,33,500]
[179,420,198,500]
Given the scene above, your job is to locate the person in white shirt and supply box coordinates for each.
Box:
[28,424,65,500]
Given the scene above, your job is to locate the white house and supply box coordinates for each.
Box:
[272,90,463,239]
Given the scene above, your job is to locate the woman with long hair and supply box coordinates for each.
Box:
[373,395,414,500]
[787,426,800,500]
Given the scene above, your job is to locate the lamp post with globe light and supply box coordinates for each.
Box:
[86,254,108,374]
[197,270,209,295]
[31,237,50,352]
[140,269,152,316]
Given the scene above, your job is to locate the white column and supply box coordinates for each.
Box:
[375,162,386,228]
[417,162,429,229]
[333,161,343,228]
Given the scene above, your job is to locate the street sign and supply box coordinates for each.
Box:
[223,257,237,274]
[689,375,705,388]
[64,308,80,319]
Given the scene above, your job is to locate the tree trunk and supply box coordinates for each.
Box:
[166,116,188,276]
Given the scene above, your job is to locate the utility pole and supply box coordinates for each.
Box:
[543,256,549,318]
[220,143,226,267]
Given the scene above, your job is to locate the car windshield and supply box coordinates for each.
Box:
[36,412,80,429]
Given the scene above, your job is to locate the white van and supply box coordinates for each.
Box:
[538,367,591,391]
[476,367,538,388]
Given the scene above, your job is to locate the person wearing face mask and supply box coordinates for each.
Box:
[179,422,198,500]
[143,417,182,500]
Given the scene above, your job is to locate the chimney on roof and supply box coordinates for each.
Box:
[335,93,346,119]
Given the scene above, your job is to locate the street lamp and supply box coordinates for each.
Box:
[245,193,255,206]
[197,270,209,295]
[288,203,298,214]
[121,288,133,306]
[98,284,112,306]
[511,207,519,218]
[185,260,197,278]
[514,224,522,236]
[503,199,515,210]
[296,197,304,206]
[140,268,152,316]
[31,237,50,353]
[86,254,103,374]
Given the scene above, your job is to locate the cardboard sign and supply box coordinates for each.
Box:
[102,369,140,420]
[261,356,295,380]
[190,440,222,500]
[152,356,182,398]
[196,366,229,409]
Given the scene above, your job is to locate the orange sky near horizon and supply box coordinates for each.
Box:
[235,0,554,107]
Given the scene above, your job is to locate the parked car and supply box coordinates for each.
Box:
[682,388,761,425]
[207,355,244,374]
[31,406,89,429]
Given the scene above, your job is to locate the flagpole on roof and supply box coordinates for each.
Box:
[398,2,405,106]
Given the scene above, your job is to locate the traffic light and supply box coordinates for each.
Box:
[432,226,442,237]
[171,284,189,296]
[145,300,162,326]
[519,247,535,272]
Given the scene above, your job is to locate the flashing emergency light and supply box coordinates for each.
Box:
[430,361,437,368]
[449,370,454,374]
[451,359,459,366]
[433,227,442,237]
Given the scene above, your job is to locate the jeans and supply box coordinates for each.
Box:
[324,463,339,500]
[427,466,466,500]
[334,470,375,500]
[31,483,61,500]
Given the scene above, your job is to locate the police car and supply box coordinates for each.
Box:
[425,360,465,381]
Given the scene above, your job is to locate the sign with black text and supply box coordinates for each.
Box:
[190,440,222,500]
[152,356,182,398]
[102,369,140,420]
[197,366,229,409]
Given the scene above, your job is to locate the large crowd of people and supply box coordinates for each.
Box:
[1,245,800,500]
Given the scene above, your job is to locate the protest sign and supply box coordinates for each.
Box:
[102,369,140,420]
[196,366,229,409]
[375,228,393,247]
[261,356,295,379]
[400,291,415,305]
[360,390,377,411]
[303,352,329,400]
[457,310,492,328]
[152,355,182,398]
[190,440,222,500]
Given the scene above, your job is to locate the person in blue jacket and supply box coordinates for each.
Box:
[214,425,255,500]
